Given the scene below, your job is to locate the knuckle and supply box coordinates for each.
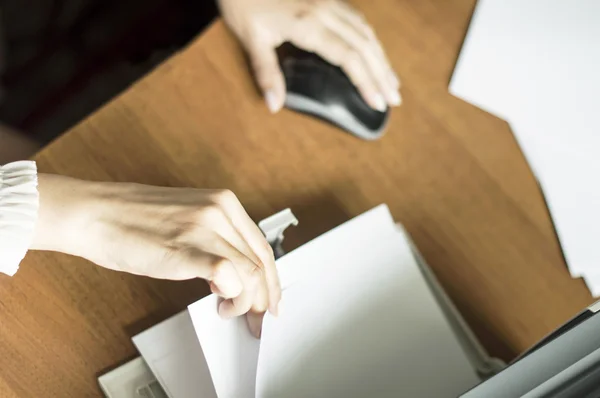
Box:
[342,52,366,82]
[344,51,361,70]
[164,224,191,243]
[294,31,317,51]
[252,302,268,313]
[210,255,232,275]
[354,44,372,64]
[355,10,367,22]
[247,263,264,281]
[213,189,237,204]
[315,0,331,12]
[259,240,275,258]
[294,7,313,20]
[249,261,263,275]
[235,296,253,313]
[230,255,262,282]
[265,244,275,260]
[196,203,225,223]
[159,245,195,279]
[295,0,327,19]
[254,66,272,87]
[364,24,375,38]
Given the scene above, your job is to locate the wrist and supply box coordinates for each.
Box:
[30,174,102,258]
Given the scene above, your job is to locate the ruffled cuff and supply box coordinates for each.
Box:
[0,161,39,276]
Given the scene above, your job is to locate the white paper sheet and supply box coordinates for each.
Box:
[132,311,217,398]
[275,204,400,290]
[188,295,260,398]
[508,116,600,278]
[450,0,600,127]
[185,205,398,398]
[450,0,600,288]
[451,0,600,180]
[256,229,480,398]
[187,205,479,397]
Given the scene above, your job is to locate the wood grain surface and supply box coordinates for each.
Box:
[0,1,593,396]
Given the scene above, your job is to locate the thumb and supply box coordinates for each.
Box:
[247,40,286,113]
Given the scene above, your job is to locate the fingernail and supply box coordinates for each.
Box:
[210,282,223,296]
[251,321,262,339]
[389,91,402,106]
[390,73,400,88]
[269,301,280,317]
[218,301,234,319]
[372,94,387,112]
[265,90,279,114]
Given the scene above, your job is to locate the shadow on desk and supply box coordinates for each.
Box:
[280,193,354,253]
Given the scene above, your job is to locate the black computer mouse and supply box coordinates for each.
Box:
[279,47,390,141]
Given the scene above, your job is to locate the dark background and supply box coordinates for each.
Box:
[0,0,219,143]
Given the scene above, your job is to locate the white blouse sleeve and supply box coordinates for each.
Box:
[0,161,39,276]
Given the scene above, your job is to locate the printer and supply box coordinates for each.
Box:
[99,208,600,398]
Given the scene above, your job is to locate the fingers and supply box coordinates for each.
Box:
[161,231,261,319]
[212,190,281,316]
[323,3,400,103]
[204,232,263,319]
[330,1,377,42]
[200,203,272,316]
[291,27,383,111]
[246,40,286,113]
[200,203,262,268]
[205,255,244,298]
[288,4,400,111]
[157,189,279,321]
[161,245,245,299]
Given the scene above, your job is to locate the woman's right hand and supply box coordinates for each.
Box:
[31,174,279,338]
[219,0,401,113]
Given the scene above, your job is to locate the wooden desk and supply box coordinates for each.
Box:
[1,1,593,396]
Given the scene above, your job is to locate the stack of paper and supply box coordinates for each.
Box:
[450,0,600,294]
[131,205,483,397]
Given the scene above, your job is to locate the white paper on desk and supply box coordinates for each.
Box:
[450,0,600,126]
[450,0,600,284]
[508,116,600,279]
[450,0,600,177]
[132,311,217,398]
[256,228,480,398]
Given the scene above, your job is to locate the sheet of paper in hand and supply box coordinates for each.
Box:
[188,205,480,397]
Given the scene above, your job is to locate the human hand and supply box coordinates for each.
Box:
[219,0,401,113]
[31,174,279,337]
